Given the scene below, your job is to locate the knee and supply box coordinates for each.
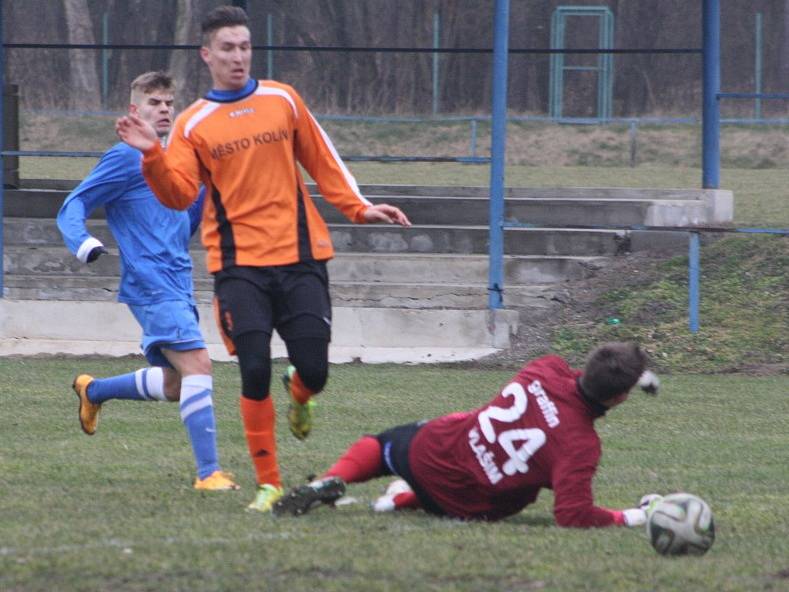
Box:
[239,358,271,400]
[293,358,328,393]
[162,369,181,402]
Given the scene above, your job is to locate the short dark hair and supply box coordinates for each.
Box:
[580,342,648,402]
[201,5,249,45]
[130,71,174,96]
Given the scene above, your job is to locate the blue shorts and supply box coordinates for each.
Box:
[128,300,206,368]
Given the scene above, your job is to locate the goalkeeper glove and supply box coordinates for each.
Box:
[637,370,660,395]
[620,493,663,527]
[86,246,108,263]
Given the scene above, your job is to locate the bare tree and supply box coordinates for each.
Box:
[63,0,101,110]
[170,0,202,109]
[783,0,789,89]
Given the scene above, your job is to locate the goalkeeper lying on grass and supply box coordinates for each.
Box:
[274,341,662,527]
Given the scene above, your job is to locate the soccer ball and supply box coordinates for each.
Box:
[647,493,715,556]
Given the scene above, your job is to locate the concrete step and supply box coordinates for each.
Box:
[3,274,563,310]
[4,247,606,285]
[3,217,635,255]
[323,196,715,227]
[0,299,519,360]
[5,185,731,226]
[332,224,634,255]
[316,184,723,200]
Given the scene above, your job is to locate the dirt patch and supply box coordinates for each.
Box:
[473,252,664,368]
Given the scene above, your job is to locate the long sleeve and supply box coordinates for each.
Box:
[141,128,202,211]
[551,446,619,528]
[57,146,129,262]
[290,89,371,223]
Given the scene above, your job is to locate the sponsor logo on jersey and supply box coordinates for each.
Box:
[209,129,289,160]
[229,107,255,118]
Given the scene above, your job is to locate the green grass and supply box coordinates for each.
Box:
[551,235,789,373]
[1,358,788,591]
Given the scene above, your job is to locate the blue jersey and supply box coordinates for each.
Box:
[57,142,204,306]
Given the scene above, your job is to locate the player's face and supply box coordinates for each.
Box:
[131,90,175,138]
[201,25,252,91]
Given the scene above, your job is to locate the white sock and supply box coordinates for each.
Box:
[135,367,167,401]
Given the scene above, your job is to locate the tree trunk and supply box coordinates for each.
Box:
[63,0,101,110]
[782,0,789,87]
[170,0,200,109]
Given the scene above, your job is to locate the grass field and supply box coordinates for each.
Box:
[5,115,788,590]
[1,358,788,591]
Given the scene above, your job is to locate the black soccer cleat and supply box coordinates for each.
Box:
[273,476,346,517]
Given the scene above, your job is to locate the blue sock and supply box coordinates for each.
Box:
[88,368,164,403]
[180,375,220,479]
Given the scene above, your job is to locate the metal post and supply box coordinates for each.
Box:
[488,0,510,309]
[432,9,440,116]
[702,0,720,189]
[754,12,763,120]
[688,232,700,333]
[267,13,274,79]
[0,2,5,298]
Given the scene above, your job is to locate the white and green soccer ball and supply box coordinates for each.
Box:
[647,493,715,556]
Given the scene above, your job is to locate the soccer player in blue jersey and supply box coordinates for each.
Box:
[57,71,238,492]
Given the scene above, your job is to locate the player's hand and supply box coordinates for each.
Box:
[86,246,108,263]
[115,114,158,152]
[637,370,660,395]
[638,493,663,517]
[362,204,411,227]
[619,494,663,527]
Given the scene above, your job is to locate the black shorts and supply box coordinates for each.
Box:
[214,261,332,345]
[376,421,445,516]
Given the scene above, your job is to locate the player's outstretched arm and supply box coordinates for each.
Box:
[115,114,157,152]
[362,204,412,227]
[615,493,664,527]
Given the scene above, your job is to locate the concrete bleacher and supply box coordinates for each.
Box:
[0,181,732,363]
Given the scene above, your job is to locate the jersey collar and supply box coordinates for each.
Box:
[205,78,258,103]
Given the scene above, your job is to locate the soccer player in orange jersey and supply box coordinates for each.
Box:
[116,5,411,512]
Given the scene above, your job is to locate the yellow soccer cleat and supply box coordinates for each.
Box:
[282,365,315,440]
[287,399,315,441]
[247,483,284,513]
[194,470,240,491]
[72,374,101,436]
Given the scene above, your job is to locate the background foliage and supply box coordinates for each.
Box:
[3,0,789,117]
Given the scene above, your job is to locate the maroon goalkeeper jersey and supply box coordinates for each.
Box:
[408,355,619,526]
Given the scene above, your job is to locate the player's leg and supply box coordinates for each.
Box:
[372,479,420,512]
[274,424,424,516]
[272,434,380,516]
[214,268,283,511]
[275,261,332,440]
[282,337,328,440]
[70,304,177,435]
[233,330,283,510]
[161,345,238,491]
[136,299,236,490]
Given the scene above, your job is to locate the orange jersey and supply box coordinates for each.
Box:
[141,80,371,272]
